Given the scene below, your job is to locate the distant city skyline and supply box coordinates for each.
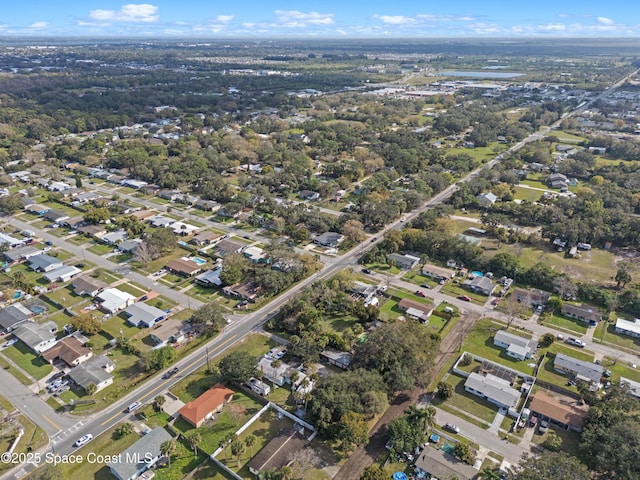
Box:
[0,1,639,38]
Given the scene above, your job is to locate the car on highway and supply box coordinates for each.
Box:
[458,295,471,302]
[162,367,179,379]
[74,434,93,447]
[443,423,460,434]
[127,401,142,413]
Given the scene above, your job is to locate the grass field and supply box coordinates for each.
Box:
[541,312,589,335]
[594,321,640,352]
[0,342,52,380]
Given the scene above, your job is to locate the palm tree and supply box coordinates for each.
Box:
[480,467,502,479]
[230,438,245,468]
[160,440,176,466]
[270,359,282,383]
[405,405,435,431]
[185,431,201,455]
[154,394,166,412]
[245,434,256,456]
[280,465,293,480]
[85,383,97,401]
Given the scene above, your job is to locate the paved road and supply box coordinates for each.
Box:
[4,67,638,479]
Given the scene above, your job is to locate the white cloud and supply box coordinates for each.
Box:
[29,22,49,29]
[374,14,416,25]
[597,17,615,25]
[539,23,566,31]
[416,14,476,22]
[274,10,335,26]
[90,4,159,23]
[216,15,234,23]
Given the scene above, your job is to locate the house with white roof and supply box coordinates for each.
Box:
[13,320,58,353]
[493,330,535,360]
[615,318,640,338]
[464,372,521,411]
[43,265,82,283]
[97,288,136,314]
[125,302,167,328]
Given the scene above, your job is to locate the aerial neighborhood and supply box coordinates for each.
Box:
[0,35,640,480]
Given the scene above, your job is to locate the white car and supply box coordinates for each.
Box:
[74,434,93,447]
[3,339,18,348]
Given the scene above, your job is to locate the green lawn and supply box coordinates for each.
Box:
[541,312,589,335]
[530,421,581,456]
[87,243,115,255]
[431,373,497,425]
[0,342,53,380]
[594,321,640,351]
[513,186,543,202]
[402,271,439,288]
[460,318,536,376]
[440,282,489,305]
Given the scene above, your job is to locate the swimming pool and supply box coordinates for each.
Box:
[441,443,456,455]
[191,256,207,265]
[29,305,47,314]
[471,271,483,277]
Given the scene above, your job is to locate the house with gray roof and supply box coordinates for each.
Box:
[493,330,534,360]
[0,304,32,333]
[125,302,167,328]
[72,276,107,297]
[43,265,82,283]
[388,253,421,270]
[101,230,128,245]
[108,427,173,480]
[561,303,602,325]
[67,355,115,392]
[464,372,521,410]
[463,275,495,296]
[476,192,498,208]
[554,353,603,384]
[43,210,70,224]
[28,254,64,273]
[4,245,41,263]
[13,320,58,353]
[313,231,344,248]
[117,238,142,253]
[195,267,223,287]
[415,447,477,480]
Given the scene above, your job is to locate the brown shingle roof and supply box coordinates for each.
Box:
[529,391,588,429]
[41,337,92,366]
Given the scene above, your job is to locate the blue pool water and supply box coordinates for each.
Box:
[442,443,456,455]
[191,256,206,265]
[29,305,46,314]
[471,271,483,277]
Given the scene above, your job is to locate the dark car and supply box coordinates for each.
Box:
[420,284,431,289]
[163,367,179,379]
[362,268,372,274]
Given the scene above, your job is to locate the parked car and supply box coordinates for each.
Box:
[458,295,471,302]
[415,290,427,297]
[491,297,501,306]
[538,420,549,434]
[362,268,372,274]
[274,350,287,360]
[420,284,431,289]
[74,434,93,447]
[443,423,460,434]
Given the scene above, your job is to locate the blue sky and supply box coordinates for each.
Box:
[0,1,638,37]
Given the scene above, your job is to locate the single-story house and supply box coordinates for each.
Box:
[388,253,421,270]
[415,447,477,480]
[247,430,309,477]
[257,357,294,387]
[77,224,108,238]
[43,210,70,224]
[41,336,93,367]
[192,231,221,245]
[108,427,173,480]
[166,257,202,277]
[125,302,167,328]
[178,384,234,428]
[25,204,51,216]
[215,238,245,257]
[72,276,107,297]
[147,215,175,228]
[554,353,603,384]
[194,267,223,287]
[0,232,23,248]
[243,246,268,263]
[97,288,136,314]
[121,179,148,189]
[615,318,640,338]
[463,275,495,296]
[43,265,82,283]
[67,355,115,392]
[529,390,588,432]
[493,330,534,360]
[398,298,435,322]
[117,239,142,253]
[320,350,352,370]
[313,231,344,248]
[464,372,521,410]
[13,320,58,353]
[4,245,41,263]
[194,199,219,212]
[421,264,456,282]
[0,304,32,333]
[149,320,188,347]
[28,254,64,273]
[620,377,640,399]
[223,281,262,302]
[299,190,320,201]
[476,192,498,208]
[169,221,199,236]
[352,281,378,304]
[561,303,602,325]
[512,287,552,308]
[157,189,183,202]
[101,230,128,245]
